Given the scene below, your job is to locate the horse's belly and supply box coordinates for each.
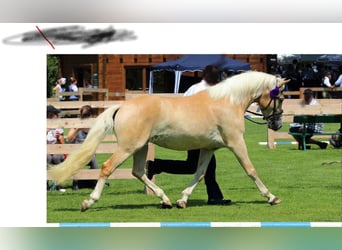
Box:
[150,133,225,151]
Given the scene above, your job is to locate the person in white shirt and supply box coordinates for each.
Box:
[334,66,342,87]
[322,71,334,89]
[146,65,232,205]
[289,89,328,150]
[53,77,66,101]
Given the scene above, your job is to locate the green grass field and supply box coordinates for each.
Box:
[47,121,342,223]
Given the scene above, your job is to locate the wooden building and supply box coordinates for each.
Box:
[56,54,270,99]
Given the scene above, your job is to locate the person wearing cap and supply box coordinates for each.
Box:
[47,105,65,190]
[47,105,65,160]
[289,89,328,150]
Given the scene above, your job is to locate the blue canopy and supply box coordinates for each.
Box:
[149,54,250,93]
[316,54,342,63]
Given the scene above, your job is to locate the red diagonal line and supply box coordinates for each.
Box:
[36,25,55,49]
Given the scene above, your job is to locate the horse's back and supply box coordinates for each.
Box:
[113,93,227,150]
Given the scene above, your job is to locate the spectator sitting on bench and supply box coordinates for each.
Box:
[329,123,342,148]
[47,105,66,191]
[289,88,328,150]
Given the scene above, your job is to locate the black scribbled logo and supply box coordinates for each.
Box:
[3,25,137,48]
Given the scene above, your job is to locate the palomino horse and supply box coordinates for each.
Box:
[49,71,289,211]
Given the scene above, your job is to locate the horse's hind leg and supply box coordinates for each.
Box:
[176,149,213,208]
[81,145,131,212]
[132,145,172,208]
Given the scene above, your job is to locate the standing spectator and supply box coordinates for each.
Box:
[66,105,99,190]
[322,71,335,89]
[47,105,65,191]
[283,64,301,91]
[53,77,66,101]
[146,65,231,205]
[289,89,328,150]
[69,77,79,101]
[302,63,319,87]
[322,71,335,98]
[334,66,342,87]
[85,79,93,88]
[333,66,342,98]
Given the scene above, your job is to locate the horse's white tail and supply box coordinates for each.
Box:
[48,105,121,184]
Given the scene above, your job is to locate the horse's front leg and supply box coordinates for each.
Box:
[228,135,281,205]
[176,149,214,208]
[132,145,172,208]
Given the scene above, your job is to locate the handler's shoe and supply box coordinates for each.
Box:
[207,198,232,206]
[319,142,328,149]
[146,160,159,180]
[329,136,341,148]
[72,180,79,191]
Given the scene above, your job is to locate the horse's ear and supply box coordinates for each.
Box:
[277,78,290,88]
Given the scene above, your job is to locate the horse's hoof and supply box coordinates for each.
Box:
[176,200,187,209]
[81,200,89,212]
[161,202,172,209]
[269,197,281,206]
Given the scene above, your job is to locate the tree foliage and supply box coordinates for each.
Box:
[47,55,59,98]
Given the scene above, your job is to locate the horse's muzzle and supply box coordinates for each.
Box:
[268,119,282,131]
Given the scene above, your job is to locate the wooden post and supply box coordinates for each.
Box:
[267,128,276,149]
[79,88,83,101]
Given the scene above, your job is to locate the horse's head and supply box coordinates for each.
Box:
[258,77,290,131]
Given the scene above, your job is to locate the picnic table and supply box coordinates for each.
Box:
[290,114,342,150]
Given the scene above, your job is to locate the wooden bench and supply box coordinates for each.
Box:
[267,99,342,149]
[289,114,342,150]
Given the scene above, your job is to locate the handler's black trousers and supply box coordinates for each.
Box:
[152,150,224,201]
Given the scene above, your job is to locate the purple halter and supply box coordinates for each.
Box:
[270,86,280,99]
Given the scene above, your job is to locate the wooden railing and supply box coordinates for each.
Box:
[282,87,342,99]
[52,87,109,101]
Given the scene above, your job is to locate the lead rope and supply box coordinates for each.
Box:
[244,110,267,125]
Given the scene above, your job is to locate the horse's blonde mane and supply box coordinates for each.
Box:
[208,71,277,104]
